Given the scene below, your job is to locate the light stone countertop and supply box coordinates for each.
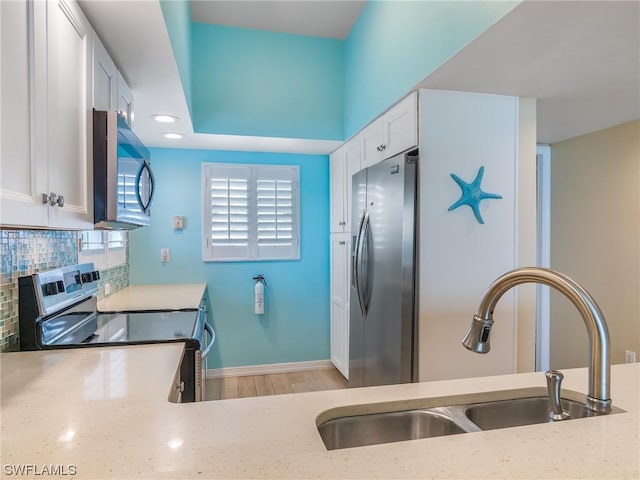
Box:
[1,344,638,479]
[97,284,207,312]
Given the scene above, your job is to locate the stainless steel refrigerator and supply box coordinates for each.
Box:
[349,148,419,388]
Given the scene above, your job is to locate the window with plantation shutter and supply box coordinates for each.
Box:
[202,163,300,261]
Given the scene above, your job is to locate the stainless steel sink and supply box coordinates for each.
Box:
[318,409,471,450]
[463,396,596,430]
[317,394,619,450]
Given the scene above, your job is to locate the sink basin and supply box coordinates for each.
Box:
[318,409,470,450]
[317,391,621,450]
[464,396,595,430]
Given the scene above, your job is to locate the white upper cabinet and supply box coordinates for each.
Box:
[1,0,93,229]
[360,118,384,170]
[46,0,93,229]
[0,0,49,227]
[116,70,134,127]
[381,91,418,159]
[329,145,346,233]
[361,91,418,169]
[343,139,361,233]
[93,31,134,127]
[330,140,361,233]
[93,32,117,111]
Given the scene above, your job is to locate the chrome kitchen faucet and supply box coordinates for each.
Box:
[462,267,612,414]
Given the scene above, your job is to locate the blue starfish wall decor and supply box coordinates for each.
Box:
[448,166,502,224]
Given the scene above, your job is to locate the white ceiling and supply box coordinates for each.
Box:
[419,0,640,145]
[79,0,640,152]
[190,0,366,40]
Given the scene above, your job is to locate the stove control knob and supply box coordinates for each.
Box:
[56,280,65,292]
[81,273,90,283]
[43,281,60,296]
[91,271,100,281]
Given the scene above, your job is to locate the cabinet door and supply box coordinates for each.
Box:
[117,70,134,126]
[0,0,48,227]
[330,233,350,379]
[382,91,418,159]
[343,139,361,233]
[93,32,116,110]
[46,0,93,229]
[329,146,346,232]
[361,117,384,169]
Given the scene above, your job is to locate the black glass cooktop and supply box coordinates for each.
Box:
[90,310,201,344]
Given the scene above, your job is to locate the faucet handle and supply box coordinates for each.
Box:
[545,370,570,421]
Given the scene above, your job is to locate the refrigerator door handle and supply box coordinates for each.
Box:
[355,210,370,316]
[353,210,365,291]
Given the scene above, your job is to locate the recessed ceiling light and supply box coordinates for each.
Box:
[163,133,184,140]
[152,114,178,123]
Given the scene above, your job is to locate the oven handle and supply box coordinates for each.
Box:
[201,322,216,358]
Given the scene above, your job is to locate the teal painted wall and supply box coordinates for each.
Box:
[159,0,193,115]
[191,24,344,140]
[128,149,330,369]
[159,1,519,140]
[344,0,519,137]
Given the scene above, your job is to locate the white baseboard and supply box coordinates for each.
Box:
[205,359,334,379]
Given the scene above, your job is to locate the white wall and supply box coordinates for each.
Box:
[418,89,537,381]
[549,120,640,368]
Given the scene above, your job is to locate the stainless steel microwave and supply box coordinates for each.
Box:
[93,110,155,229]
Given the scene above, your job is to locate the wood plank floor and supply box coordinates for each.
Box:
[205,368,348,401]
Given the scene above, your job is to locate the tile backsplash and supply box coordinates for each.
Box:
[0,229,129,352]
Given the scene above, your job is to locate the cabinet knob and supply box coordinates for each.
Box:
[56,195,65,208]
[48,192,57,206]
[381,144,386,151]
[339,241,346,245]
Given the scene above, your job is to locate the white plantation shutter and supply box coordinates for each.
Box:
[202,163,300,261]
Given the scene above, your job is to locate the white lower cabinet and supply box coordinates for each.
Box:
[330,232,350,379]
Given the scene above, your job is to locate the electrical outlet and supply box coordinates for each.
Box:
[173,216,184,230]
[625,350,636,363]
[103,283,111,296]
[161,248,171,262]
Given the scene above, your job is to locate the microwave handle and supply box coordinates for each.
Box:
[136,161,155,213]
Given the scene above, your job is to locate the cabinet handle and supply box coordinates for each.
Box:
[339,241,346,245]
[41,192,65,207]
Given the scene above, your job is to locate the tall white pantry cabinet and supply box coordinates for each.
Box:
[329,89,536,383]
